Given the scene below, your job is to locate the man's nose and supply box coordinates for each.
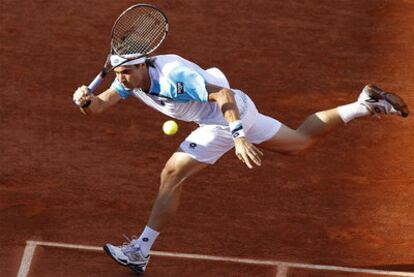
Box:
[118,74,126,82]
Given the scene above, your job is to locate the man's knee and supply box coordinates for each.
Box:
[159,165,186,192]
[283,136,314,155]
[158,152,208,192]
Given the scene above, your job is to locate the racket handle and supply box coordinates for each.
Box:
[87,71,106,94]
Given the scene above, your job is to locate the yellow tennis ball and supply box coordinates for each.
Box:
[162,120,178,135]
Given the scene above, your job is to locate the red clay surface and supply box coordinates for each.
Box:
[287,269,391,277]
[1,0,414,276]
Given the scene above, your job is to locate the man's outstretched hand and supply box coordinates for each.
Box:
[234,137,263,168]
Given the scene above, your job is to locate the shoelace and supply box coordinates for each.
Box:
[120,234,140,254]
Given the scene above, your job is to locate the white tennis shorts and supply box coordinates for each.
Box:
[179,91,282,164]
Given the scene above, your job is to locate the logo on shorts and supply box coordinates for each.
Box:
[176,82,184,94]
[142,237,149,242]
[189,142,197,149]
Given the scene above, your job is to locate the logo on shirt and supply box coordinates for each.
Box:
[176,82,184,94]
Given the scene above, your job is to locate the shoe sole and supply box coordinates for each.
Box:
[365,85,409,117]
[103,245,145,275]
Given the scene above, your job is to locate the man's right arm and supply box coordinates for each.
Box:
[73,86,122,115]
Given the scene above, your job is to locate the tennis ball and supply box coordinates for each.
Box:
[162,120,178,135]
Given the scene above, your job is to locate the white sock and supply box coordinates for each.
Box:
[136,226,160,257]
[337,102,370,123]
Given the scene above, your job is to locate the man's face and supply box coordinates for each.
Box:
[114,64,147,90]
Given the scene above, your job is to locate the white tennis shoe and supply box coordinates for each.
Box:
[104,235,150,274]
[358,84,409,118]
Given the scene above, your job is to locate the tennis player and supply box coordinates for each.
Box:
[73,54,409,274]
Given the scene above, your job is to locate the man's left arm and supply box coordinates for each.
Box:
[207,83,263,168]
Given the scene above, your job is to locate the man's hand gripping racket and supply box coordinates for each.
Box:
[74,4,168,108]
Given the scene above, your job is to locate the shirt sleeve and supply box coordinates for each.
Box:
[167,66,208,102]
[110,79,131,99]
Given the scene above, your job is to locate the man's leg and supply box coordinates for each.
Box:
[133,151,208,257]
[260,84,409,154]
[104,151,209,273]
[147,151,209,231]
[259,109,343,154]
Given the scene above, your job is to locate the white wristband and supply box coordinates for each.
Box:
[229,120,245,139]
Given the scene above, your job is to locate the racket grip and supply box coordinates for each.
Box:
[87,72,106,94]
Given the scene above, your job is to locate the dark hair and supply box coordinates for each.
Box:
[145,56,156,67]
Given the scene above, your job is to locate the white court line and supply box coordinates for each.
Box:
[17,241,37,277]
[276,264,289,277]
[19,240,414,277]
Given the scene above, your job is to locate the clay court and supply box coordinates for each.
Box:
[1,0,413,276]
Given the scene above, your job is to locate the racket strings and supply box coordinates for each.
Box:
[127,13,165,52]
[113,7,166,57]
[131,13,163,48]
[128,20,164,53]
[115,21,162,55]
[120,17,158,52]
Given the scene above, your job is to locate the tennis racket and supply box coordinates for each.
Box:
[87,4,168,94]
